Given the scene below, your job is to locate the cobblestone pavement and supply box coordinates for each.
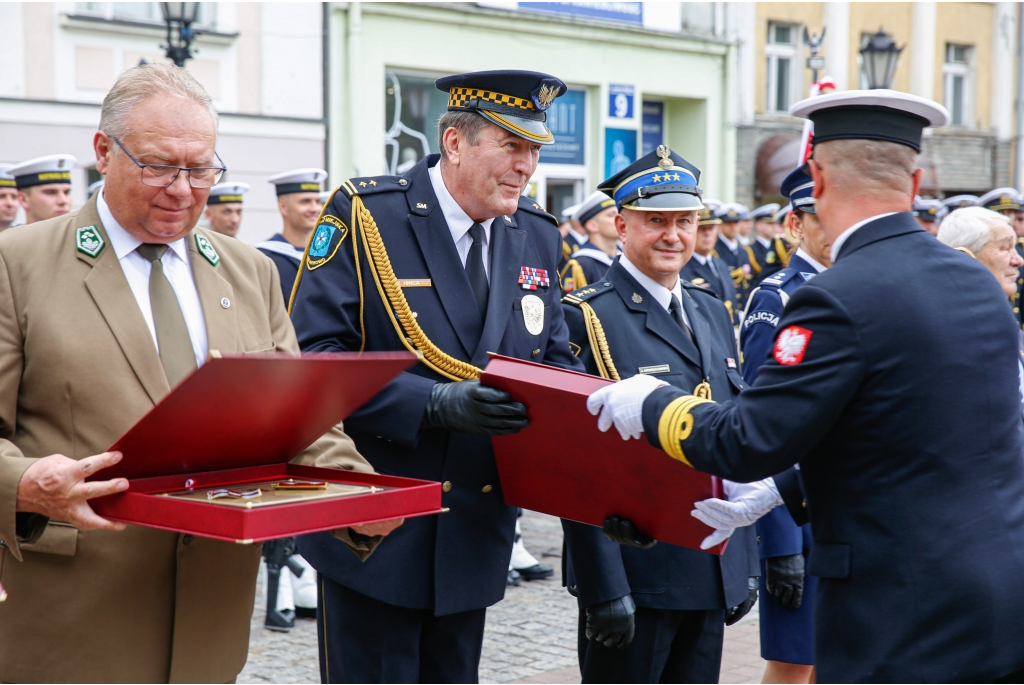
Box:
[239,512,765,684]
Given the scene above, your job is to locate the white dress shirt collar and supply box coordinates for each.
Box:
[756,236,771,249]
[691,252,709,265]
[428,161,494,247]
[719,235,739,252]
[97,190,190,264]
[619,253,686,320]
[568,227,588,244]
[829,212,897,263]
[794,248,828,273]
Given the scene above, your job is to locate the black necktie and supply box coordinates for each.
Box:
[669,294,694,342]
[466,223,489,320]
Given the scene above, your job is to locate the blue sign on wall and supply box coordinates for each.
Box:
[518,2,643,25]
[641,101,664,156]
[540,89,586,165]
[608,84,634,119]
[605,128,637,178]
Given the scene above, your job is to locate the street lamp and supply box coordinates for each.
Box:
[860,28,903,90]
[160,2,200,68]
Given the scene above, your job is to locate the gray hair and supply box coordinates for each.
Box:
[437,111,488,161]
[99,63,218,141]
[937,206,1011,254]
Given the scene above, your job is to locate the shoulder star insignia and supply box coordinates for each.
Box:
[369,180,377,186]
[533,203,541,209]
[359,181,367,187]
[631,293,643,303]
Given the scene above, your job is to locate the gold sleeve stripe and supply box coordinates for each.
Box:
[353,195,481,381]
[580,302,619,380]
[658,395,714,467]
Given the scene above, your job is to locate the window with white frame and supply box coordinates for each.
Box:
[944,44,973,127]
[765,22,801,113]
[73,3,217,28]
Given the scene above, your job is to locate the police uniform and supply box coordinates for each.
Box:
[739,166,824,667]
[259,169,327,304]
[561,147,759,684]
[681,205,737,321]
[633,91,1024,682]
[746,203,779,282]
[288,70,583,684]
[712,205,752,313]
[561,191,617,292]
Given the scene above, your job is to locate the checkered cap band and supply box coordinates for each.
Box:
[448,88,536,112]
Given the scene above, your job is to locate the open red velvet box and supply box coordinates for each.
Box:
[90,352,443,543]
[481,355,726,554]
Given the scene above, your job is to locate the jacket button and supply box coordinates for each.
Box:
[182,534,194,545]
[442,481,452,493]
[481,485,493,493]
[398,179,408,186]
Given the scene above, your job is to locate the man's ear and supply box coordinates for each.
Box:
[441,127,461,167]
[787,211,803,242]
[910,168,923,202]
[614,211,628,243]
[17,191,29,212]
[808,159,825,199]
[94,131,112,175]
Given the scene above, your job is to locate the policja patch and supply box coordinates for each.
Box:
[75,225,105,257]
[195,234,220,266]
[306,215,348,270]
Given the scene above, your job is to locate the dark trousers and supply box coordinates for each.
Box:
[316,573,487,684]
[577,606,725,684]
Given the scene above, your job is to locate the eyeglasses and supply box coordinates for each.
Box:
[109,135,226,189]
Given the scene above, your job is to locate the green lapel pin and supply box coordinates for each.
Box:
[75,225,105,257]
[195,234,220,267]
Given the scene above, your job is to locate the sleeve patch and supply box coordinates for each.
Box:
[306,215,349,270]
[773,326,813,365]
[743,310,780,331]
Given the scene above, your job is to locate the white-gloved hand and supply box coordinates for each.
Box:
[586,374,668,440]
[691,478,784,550]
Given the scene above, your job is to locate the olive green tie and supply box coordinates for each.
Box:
[136,243,197,387]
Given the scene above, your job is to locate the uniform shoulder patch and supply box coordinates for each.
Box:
[195,233,220,266]
[561,280,613,306]
[517,196,558,225]
[681,280,720,299]
[340,175,409,197]
[75,225,105,257]
[306,214,349,270]
[774,326,813,365]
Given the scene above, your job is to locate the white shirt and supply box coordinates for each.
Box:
[829,212,897,263]
[756,236,771,249]
[97,191,208,368]
[567,227,588,245]
[619,253,692,330]
[794,247,828,273]
[719,235,739,253]
[428,161,494,281]
[690,252,718,274]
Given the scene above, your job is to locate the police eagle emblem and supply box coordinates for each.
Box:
[533,83,559,111]
[773,326,813,365]
[657,144,673,170]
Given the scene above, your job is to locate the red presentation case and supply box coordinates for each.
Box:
[481,355,725,554]
[91,352,444,543]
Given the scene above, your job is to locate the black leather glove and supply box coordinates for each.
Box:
[766,553,805,609]
[585,595,636,648]
[422,380,529,436]
[725,577,758,626]
[602,516,656,549]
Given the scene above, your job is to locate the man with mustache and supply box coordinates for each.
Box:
[289,70,584,683]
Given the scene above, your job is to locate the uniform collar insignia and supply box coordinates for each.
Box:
[195,234,220,267]
[75,225,105,258]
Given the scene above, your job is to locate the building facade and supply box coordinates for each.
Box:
[733,2,1020,207]
[326,2,738,217]
[0,2,326,244]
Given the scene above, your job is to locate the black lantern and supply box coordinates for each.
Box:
[160,2,200,68]
[860,28,903,90]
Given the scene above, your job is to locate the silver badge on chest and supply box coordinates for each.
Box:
[521,294,544,336]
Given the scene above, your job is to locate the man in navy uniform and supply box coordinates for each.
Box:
[910,197,945,236]
[681,203,736,321]
[712,201,752,312]
[560,146,772,683]
[942,194,978,212]
[258,168,327,303]
[590,90,1024,683]
[739,165,828,684]
[289,70,583,684]
[745,203,780,283]
[561,190,618,292]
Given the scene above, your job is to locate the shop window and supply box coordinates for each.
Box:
[72,3,217,28]
[765,22,801,113]
[384,70,448,175]
[943,44,973,127]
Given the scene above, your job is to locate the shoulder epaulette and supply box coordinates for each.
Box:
[561,280,613,306]
[338,175,410,197]
[681,280,720,299]
[758,267,799,291]
[517,196,558,225]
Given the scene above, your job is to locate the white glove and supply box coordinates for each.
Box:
[586,374,668,440]
[691,478,783,550]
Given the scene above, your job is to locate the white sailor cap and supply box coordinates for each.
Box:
[790,89,948,152]
[942,195,979,211]
[88,179,104,198]
[208,181,251,205]
[773,204,792,224]
[0,165,15,189]
[8,154,77,189]
[572,191,616,226]
[561,202,581,222]
[750,203,781,221]
[267,168,328,196]
[978,188,1022,213]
